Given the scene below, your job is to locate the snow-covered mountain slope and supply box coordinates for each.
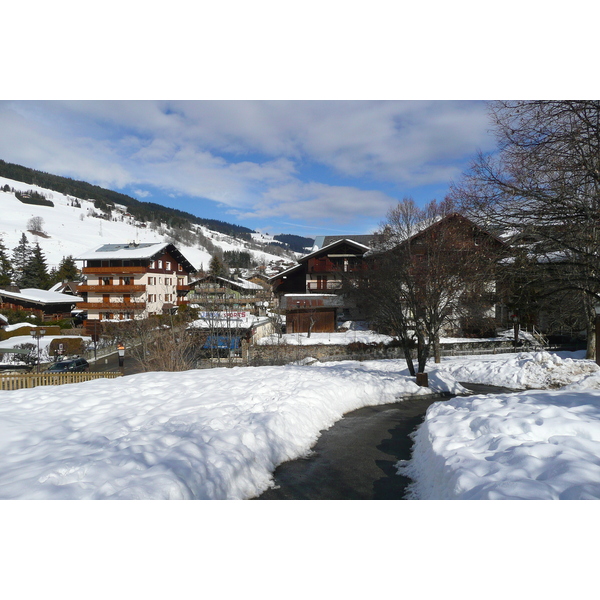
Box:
[0,176,295,273]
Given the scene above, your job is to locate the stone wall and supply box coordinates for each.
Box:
[247,339,525,366]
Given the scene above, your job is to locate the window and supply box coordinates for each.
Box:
[149,261,155,269]
[165,261,171,271]
[178,264,182,271]
[158,260,163,269]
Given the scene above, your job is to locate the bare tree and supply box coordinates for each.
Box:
[353,198,503,376]
[27,216,45,234]
[451,100,600,357]
[102,308,200,372]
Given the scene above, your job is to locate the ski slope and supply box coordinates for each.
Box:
[0,175,290,272]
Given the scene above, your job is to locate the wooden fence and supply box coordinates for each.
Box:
[0,371,122,390]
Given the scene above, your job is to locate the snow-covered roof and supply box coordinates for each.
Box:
[76,241,197,273]
[0,288,80,305]
[218,276,264,291]
[76,242,170,261]
[188,311,270,330]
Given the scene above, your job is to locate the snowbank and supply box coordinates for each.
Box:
[399,352,600,499]
[0,360,433,499]
[399,389,600,500]
[435,350,596,390]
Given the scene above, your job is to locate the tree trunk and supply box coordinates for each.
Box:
[433,335,441,363]
[402,344,415,376]
[587,316,596,360]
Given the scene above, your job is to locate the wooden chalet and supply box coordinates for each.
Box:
[269,238,373,333]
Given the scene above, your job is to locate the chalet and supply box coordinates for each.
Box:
[269,238,372,333]
[0,288,80,321]
[75,242,196,325]
[187,274,271,314]
[380,212,508,337]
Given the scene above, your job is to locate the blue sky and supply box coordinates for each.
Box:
[0,100,497,238]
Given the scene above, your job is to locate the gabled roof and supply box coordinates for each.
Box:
[76,242,197,273]
[269,238,371,282]
[373,213,507,253]
[76,242,169,260]
[312,234,377,251]
[404,213,506,247]
[0,288,79,305]
[190,275,264,291]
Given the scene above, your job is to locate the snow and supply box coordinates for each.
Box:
[3,345,600,503]
[258,329,395,345]
[0,360,432,499]
[4,321,35,332]
[398,351,600,499]
[0,175,289,272]
[433,350,597,390]
[76,241,173,260]
[0,287,78,304]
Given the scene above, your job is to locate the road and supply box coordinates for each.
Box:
[89,351,143,376]
[254,383,517,500]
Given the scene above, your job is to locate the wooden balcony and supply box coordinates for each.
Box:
[176,285,190,292]
[307,258,367,274]
[82,266,147,274]
[76,301,146,310]
[78,285,146,293]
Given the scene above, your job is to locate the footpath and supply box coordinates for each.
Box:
[255,383,515,500]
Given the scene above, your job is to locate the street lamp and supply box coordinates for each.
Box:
[595,304,600,366]
[30,327,46,373]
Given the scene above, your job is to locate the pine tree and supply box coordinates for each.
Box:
[20,243,50,289]
[208,255,228,278]
[49,255,80,286]
[0,236,13,286]
[12,233,32,287]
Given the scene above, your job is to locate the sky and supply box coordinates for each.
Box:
[3,4,593,242]
[0,100,496,238]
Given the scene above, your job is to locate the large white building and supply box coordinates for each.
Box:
[75,242,196,323]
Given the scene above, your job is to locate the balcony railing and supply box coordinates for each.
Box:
[78,285,146,293]
[280,295,344,309]
[307,259,367,273]
[76,301,146,310]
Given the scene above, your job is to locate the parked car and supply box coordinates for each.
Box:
[46,357,90,373]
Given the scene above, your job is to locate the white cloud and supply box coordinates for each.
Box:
[0,100,495,231]
[236,181,395,224]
